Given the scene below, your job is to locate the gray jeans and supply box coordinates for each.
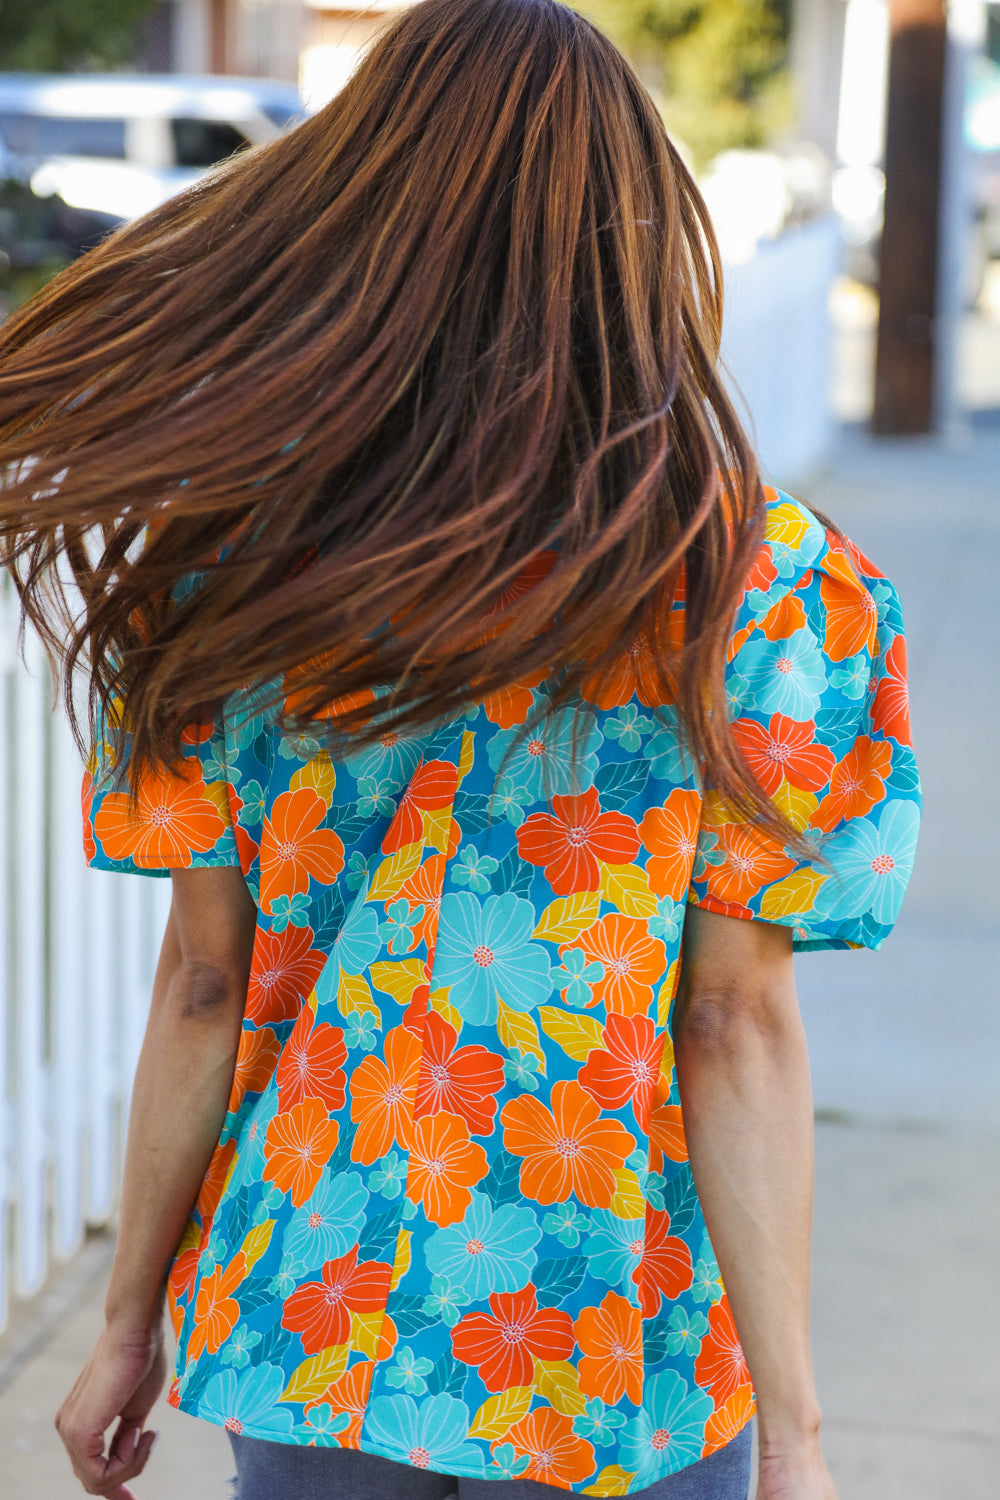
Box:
[228,1421,753,1499]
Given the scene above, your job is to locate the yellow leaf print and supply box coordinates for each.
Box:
[429,988,464,1035]
[338,971,382,1026]
[367,841,424,901]
[349,1309,396,1361]
[532,891,601,943]
[537,1006,605,1062]
[772,781,819,834]
[467,1385,534,1441]
[764,501,812,550]
[239,1218,274,1272]
[204,779,231,821]
[760,866,827,921]
[280,1344,350,1403]
[496,999,545,1074]
[598,863,658,919]
[290,752,336,806]
[584,1465,637,1496]
[657,957,680,1029]
[390,1228,411,1291]
[610,1168,646,1219]
[533,1358,588,1416]
[457,728,476,787]
[370,958,427,1004]
[421,805,454,852]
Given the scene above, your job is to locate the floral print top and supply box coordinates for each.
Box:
[84,491,920,1493]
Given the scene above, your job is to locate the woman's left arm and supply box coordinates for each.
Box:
[56,865,257,1500]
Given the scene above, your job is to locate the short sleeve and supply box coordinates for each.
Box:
[687,493,921,953]
[84,700,242,877]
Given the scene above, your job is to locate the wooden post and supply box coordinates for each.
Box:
[872,0,948,434]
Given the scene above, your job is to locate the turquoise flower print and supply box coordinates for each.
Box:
[370,1150,406,1199]
[220,1323,262,1370]
[228,680,277,749]
[503,1050,540,1090]
[574,1398,626,1447]
[830,652,871,700]
[691,1241,724,1306]
[198,1363,295,1439]
[356,776,397,818]
[543,1202,589,1248]
[490,1443,532,1479]
[380,898,421,955]
[647,709,698,785]
[202,737,242,787]
[434,892,552,1024]
[648,897,682,944]
[486,706,602,800]
[450,847,499,894]
[606,704,654,753]
[768,509,825,577]
[626,1149,666,1211]
[230,1088,279,1190]
[314,899,382,1004]
[585,1211,645,1298]
[236,779,267,826]
[423,1277,467,1327]
[344,1011,379,1051]
[425,1191,541,1299]
[365,1394,485,1473]
[554,948,605,1009]
[296,1404,351,1446]
[619,1370,715,1485]
[666,1307,709,1356]
[278,728,324,762]
[283,1171,369,1271]
[813,798,920,926]
[268,892,311,933]
[691,826,727,882]
[387,1346,434,1395]
[269,1254,308,1299]
[494,777,534,827]
[737,627,828,720]
[346,850,373,891]
[345,729,425,792]
[724,671,755,719]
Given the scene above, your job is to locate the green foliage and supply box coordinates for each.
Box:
[0,0,159,72]
[575,0,793,167]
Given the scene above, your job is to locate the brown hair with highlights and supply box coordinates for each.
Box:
[0,0,782,833]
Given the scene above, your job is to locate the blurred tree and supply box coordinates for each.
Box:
[576,0,793,166]
[0,0,159,71]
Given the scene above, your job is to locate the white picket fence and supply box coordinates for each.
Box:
[0,216,842,1337]
[0,578,171,1332]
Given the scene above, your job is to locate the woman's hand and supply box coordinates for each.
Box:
[757,1432,839,1500]
[55,1319,166,1499]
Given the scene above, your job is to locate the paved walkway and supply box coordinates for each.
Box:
[1,429,997,1499]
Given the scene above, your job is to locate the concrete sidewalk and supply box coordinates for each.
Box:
[1,430,998,1498]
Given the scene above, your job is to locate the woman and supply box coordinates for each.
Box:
[0,2,919,1498]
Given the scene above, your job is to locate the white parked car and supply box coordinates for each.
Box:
[0,74,305,223]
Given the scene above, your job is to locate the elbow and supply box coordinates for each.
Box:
[165,959,247,1025]
[673,976,801,1061]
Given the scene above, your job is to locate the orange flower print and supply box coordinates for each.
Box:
[245,923,326,1026]
[703,825,796,908]
[571,914,667,1017]
[745,542,777,594]
[93,758,226,868]
[451,1284,574,1391]
[399,854,447,952]
[516,787,640,895]
[577,1012,665,1129]
[258,788,345,912]
[305,1361,374,1448]
[731,714,835,798]
[500,1079,636,1209]
[702,1383,756,1456]
[81,769,97,864]
[758,590,807,642]
[187,1252,247,1361]
[262,1096,339,1207]
[229,1025,282,1113]
[276,1006,347,1113]
[281,1246,392,1352]
[813,736,892,833]
[482,670,549,728]
[348,1024,422,1164]
[694,1296,750,1407]
[381,760,458,855]
[649,1102,688,1168]
[582,621,680,710]
[871,634,912,745]
[195,1138,237,1228]
[504,1406,597,1487]
[413,1011,505,1135]
[820,556,879,662]
[634,1207,694,1317]
[404,1110,490,1226]
[638,789,701,900]
[575,1289,643,1405]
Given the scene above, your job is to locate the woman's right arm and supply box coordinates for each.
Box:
[672,902,838,1500]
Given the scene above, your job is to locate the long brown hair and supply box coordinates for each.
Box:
[0,0,779,833]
